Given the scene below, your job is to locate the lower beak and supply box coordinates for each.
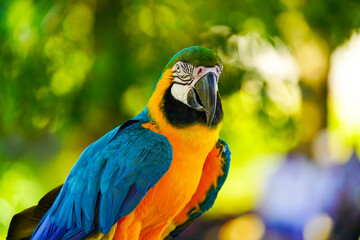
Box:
[187,72,217,125]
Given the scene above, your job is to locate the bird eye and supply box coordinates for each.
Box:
[216,66,220,74]
[176,64,181,73]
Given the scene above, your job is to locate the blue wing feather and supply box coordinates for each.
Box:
[31,109,173,240]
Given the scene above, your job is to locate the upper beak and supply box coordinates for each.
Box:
[187,72,217,125]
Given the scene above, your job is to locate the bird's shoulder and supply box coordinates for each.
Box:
[73,116,172,175]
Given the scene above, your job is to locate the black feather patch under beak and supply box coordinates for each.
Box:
[187,72,217,126]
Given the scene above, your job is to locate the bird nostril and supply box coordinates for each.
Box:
[197,68,202,75]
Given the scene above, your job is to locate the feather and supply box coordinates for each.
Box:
[7,185,62,240]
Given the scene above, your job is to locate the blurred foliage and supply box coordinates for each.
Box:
[1,0,360,239]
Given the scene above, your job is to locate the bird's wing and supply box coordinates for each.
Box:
[31,120,173,240]
[165,139,230,239]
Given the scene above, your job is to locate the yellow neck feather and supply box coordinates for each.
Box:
[147,69,222,150]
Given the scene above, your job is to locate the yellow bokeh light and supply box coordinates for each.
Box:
[276,11,328,85]
[296,40,328,83]
[121,85,152,116]
[50,69,75,95]
[219,214,265,240]
[6,0,37,56]
[301,101,322,143]
[266,81,301,116]
[32,113,50,128]
[303,213,333,240]
[138,6,155,37]
[63,3,94,42]
[0,198,15,227]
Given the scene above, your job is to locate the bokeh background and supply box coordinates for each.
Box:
[1,0,360,239]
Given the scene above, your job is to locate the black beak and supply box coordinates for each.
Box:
[187,72,217,125]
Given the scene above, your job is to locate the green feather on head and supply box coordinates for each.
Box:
[165,46,223,69]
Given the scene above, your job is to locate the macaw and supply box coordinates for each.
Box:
[7,46,231,240]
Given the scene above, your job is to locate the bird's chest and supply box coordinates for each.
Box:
[137,125,219,221]
[157,142,209,201]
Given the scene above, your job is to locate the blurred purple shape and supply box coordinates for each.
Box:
[258,151,360,239]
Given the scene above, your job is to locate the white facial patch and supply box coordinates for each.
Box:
[171,83,192,105]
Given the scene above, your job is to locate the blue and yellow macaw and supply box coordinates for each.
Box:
[8,46,231,240]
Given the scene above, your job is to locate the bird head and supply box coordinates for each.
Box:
[148,46,223,128]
